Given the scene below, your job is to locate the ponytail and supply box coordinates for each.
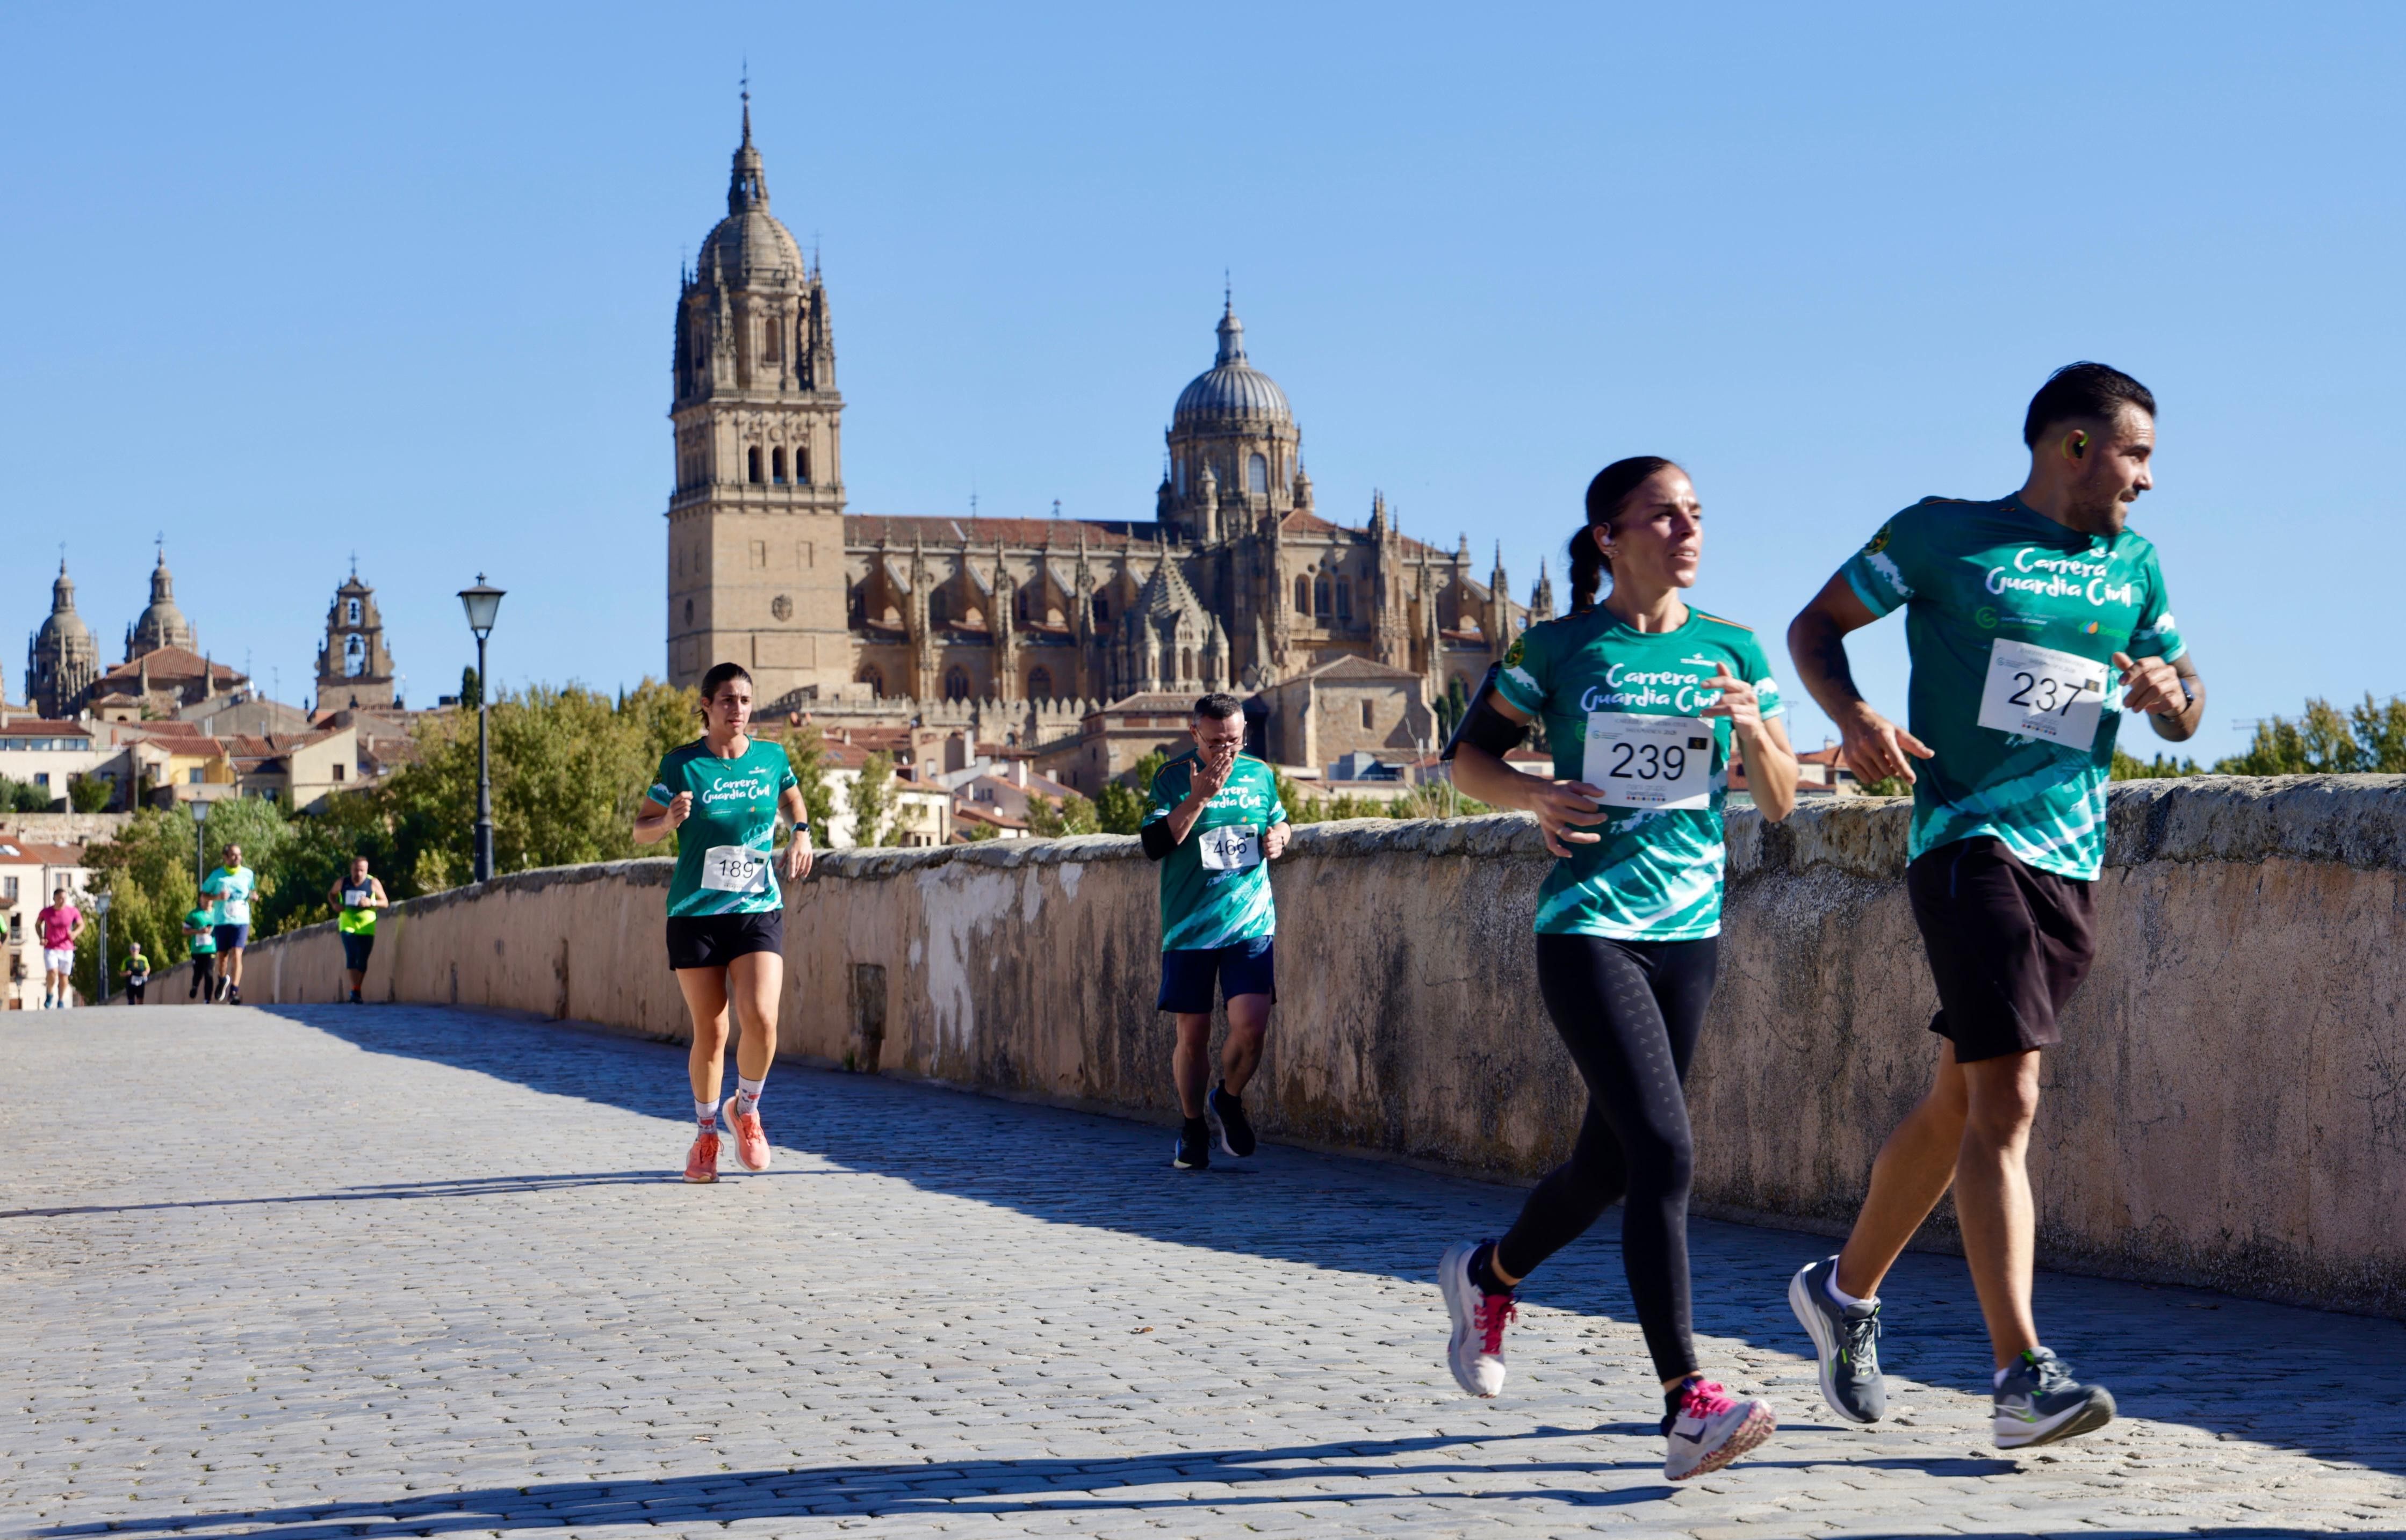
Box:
[1571,456,1677,614]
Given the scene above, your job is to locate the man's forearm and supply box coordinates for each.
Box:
[1164,793,1212,843]
[1788,610,1870,721]
[2150,657,2205,742]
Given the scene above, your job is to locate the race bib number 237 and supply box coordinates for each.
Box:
[1977,639,2109,747]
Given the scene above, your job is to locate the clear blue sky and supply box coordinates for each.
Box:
[6,3,2402,761]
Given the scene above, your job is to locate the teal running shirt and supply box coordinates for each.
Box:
[202,865,255,927]
[1495,606,1783,940]
[1838,494,2185,881]
[647,739,799,918]
[1142,751,1287,952]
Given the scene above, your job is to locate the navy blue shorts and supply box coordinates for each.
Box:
[1158,937,1276,1014]
[214,923,250,952]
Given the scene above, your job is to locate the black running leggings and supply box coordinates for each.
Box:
[1496,931,1717,1383]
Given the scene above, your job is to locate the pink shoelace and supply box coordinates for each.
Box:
[1475,1292,1518,1354]
[1678,1378,1741,1418]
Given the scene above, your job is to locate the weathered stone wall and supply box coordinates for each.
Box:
[158,778,2406,1317]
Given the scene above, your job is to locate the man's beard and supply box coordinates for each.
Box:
[2065,486,2130,537]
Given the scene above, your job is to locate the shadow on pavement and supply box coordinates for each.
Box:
[0,1169,827,1219]
[20,1428,2046,1537]
[258,1004,2406,1483]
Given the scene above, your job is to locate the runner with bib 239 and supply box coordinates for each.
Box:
[1783,363,2203,1451]
[1438,456,1799,1483]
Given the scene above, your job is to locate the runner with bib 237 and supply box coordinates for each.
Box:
[1783,363,2204,1452]
[1437,456,1798,1483]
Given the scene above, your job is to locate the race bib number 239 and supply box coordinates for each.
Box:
[1583,712,1713,811]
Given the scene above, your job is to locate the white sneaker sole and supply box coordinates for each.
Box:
[1788,1261,1878,1425]
[1437,1241,1505,1398]
[719,1097,772,1172]
[1995,1387,2115,1449]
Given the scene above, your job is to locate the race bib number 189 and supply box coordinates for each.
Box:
[1977,639,2109,747]
[700,844,771,894]
[1583,712,1714,811]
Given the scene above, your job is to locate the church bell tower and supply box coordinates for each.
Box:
[665,93,849,702]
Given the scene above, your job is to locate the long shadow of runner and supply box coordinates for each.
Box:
[261,1004,2406,1482]
[17,1427,2025,1538]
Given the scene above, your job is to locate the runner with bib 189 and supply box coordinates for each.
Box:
[1783,363,2202,1450]
[633,662,813,1185]
[1438,457,1798,1481]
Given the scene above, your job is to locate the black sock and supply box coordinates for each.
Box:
[1469,1240,1513,1297]
[1665,1375,1701,1416]
[1182,1115,1208,1141]
[1213,1082,1238,1107]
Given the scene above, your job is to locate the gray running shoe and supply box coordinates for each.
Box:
[1993,1347,2115,1449]
[1788,1256,1886,1423]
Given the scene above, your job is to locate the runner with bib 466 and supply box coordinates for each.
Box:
[1438,457,1799,1481]
[1784,363,2203,1450]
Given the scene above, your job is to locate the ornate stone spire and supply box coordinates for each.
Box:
[729,88,769,214]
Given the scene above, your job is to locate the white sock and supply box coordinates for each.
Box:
[1993,1365,2011,1390]
[735,1076,766,1116]
[695,1098,717,1128]
[1824,1260,1875,1311]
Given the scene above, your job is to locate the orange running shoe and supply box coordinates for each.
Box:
[721,1097,772,1172]
[683,1130,721,1184]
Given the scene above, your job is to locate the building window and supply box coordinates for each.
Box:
[749,539,768,569]
[796,447,811,484]
[685,598,695,625]
[1335,579,1352,623]
[772,447,787,483]
[1013,590,1029,624]
[1175,458,1186,496]
[1314,575,1332,618]
[333,763,347,782]
[1361,700,1375,729]
[931,589,950,627]
[1028,666,1053,699]
[346,597,362,626]
[859,665,884,697]
[1249,453,1269,495]
[747,446,763,484]
[343,634,366,678]
[1295,576,1310,614]
[798,540,814,569]
[765,316,782,363]
[1093,595,1109,625]
[945,667,970,701]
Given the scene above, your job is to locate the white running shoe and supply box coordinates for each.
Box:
[1438,1240,1515,1398]
[1663,1376,1776,1480]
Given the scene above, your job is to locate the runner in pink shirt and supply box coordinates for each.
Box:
[35,887,81,1009]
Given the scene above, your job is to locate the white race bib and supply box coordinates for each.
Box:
[700,844,772,894]
[1197,825,1262,871]
[1977,639,2109,747]
[1583,712,1714,811]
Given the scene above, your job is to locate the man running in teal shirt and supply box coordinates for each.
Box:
[1140,692,1290,1171]
[201,843,257,1004]
[1784,364,2205,1450]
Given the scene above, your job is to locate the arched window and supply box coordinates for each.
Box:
[1295,576,1310,614]
[1335,579,1352,622]
[796,447,811,484]
[1360,700,1375,729]
[747,446,763,484]
[1248,453,1268,495]
[1314,575,1332,618]
[1028,666,1053,699]
[945,667,970,702]
[1093,595,1110,625]
[1182,648,1194,681]
[858,665,885,697]
[1175,458,1186,496]
[345,597,362,626]
[685,598,695,625]
[764,316,782,363]
[772,447,787,483]
[1013,590,1029,624]
[931,588,950,627]
[344,634,366,678]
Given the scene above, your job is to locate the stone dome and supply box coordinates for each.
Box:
[35,563,93,653]
[698,101,805,287]
[1173,303,1292,427]
[129,550,197,659]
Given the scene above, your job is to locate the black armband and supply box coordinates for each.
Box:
[1139,820,1177,861]
[1442,663,1530,761]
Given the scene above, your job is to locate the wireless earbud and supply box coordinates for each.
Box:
[2069,431,2089,460]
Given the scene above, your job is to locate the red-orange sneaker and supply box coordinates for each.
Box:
[721,1097,772,1172]
[683,1130,721,1184]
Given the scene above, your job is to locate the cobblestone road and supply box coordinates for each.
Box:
[3,1004,2401,1538]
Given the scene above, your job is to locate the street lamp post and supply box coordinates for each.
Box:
[94,889,111,1008]
[192,796,211,890]
[457,575,506,884]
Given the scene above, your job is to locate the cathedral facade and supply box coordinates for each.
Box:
[666,106,1548,738]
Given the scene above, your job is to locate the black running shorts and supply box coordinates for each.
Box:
[665,910,786,972]
[1904,837,2095,1063]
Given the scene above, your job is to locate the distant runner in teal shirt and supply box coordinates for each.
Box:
[633,662,812,1187]
[1784,363,2206,1454]
[1440,456,1796,1483]
[200,844,256,1004]
[1139,693,1290,1173]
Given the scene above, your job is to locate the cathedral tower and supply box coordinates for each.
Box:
[26,561,99,719]
[316,565,398,710]
[1159,299,1301,545]
[126,547,198,661]
[665,95,850,699]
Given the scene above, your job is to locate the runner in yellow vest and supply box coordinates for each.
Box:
[328,856,390,1005]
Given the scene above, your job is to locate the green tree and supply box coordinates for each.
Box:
[1435,675,1469,744]
[68,773,115,813]
[0,776,55,812]
[1093,779,1148,835]
[961,819,1000,841]
[1027,791,1098,837]
[459,665,482,711]
[2110,749,2202,780]
[774,721,842,834]
[2213,696,2375,775]
[848,751,896,847]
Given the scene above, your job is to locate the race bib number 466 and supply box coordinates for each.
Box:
[1198,825,1262,871]
[1978,639,2108,747]
[1583,712,1713,811]
[700,844,771,894]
